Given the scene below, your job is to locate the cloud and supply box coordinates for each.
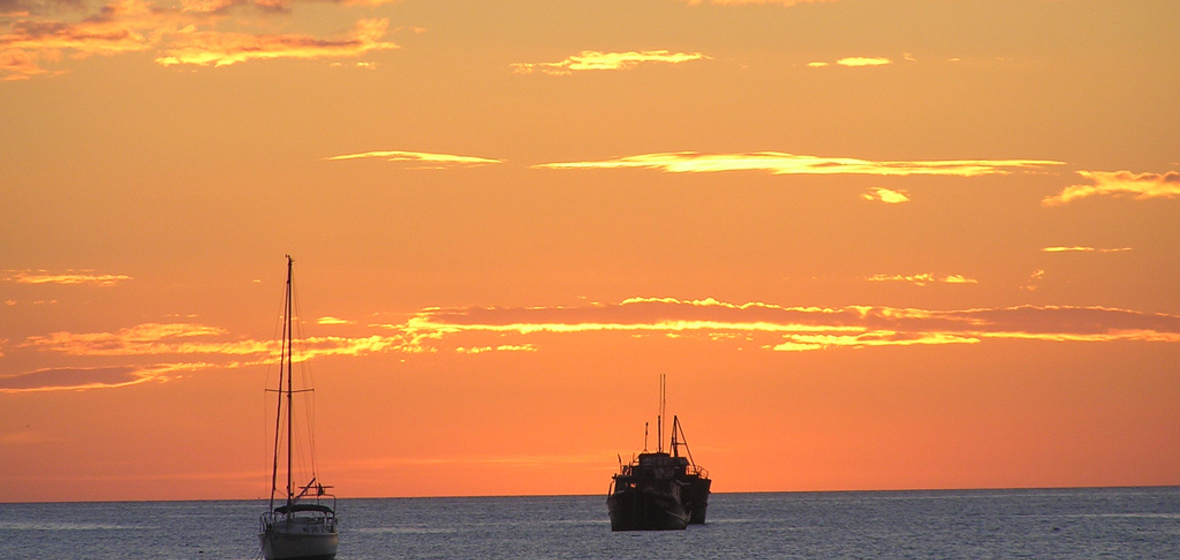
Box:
[868,274,977,286]
[836,56,891,67]
[1041,246,1132,253]
[9,320,401,391]
[1021,269,1045,292]
[12,297,1180,391]
[316,316,353,325]
[455,344,537,354]
[2,270,132,285]
[532,152,1063,177]
[21,322,395,362]
[1042,170,1180,206]
[324,150,504,169]
[0,363,207,393]
[1,0,397,79]
[862,186,910,204]
[155,17,397,67]
[510,50,709,76]
[394,297,1180,353]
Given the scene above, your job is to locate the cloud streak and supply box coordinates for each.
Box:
[156,18,397,67]
[0,363,209,393]
[399,297,1180,353]
[2,270,132,285]
[837,56,891,67]
[862,186,910,204]
[1,0,397,79]
[11,297,1180,391]
[1042,170,1180,206]
[1041,246,1132,253]
[510,50,709,76]
[532,152,1063,177]
[324,150,504,169]
[867,273,978,286]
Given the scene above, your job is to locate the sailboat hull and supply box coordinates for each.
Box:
[259,529,338,560]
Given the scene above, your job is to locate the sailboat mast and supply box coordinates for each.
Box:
[285,255,294,507]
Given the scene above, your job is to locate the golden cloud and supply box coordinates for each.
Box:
[868,273,978,286]
[316,316,353,325]
[1,0,397,79]
[862,186,910,204]
[11,296,1180,391]
[395,298,1180,354]
[156,18,396,67]
[1041,246,1132,253]
[1021,269,1046,292]
[1042,170,1180,206]
[21,322,397,363]
[510,50,709,76]
[836,56,891,67]
[0,362,214,393]
[533,152,1063,177]
[324,150,504,168]
[2,270,132,285]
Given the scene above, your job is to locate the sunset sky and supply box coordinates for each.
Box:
[2,0,1179,503]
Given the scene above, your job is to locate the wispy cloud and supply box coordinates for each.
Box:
[1022,269,1045,292]
[862,186,910,204]
[1042,170,1180,206]
[156,18,397,67]
[0,363,210,393]
[808,56,895,68]
[1,0,397,79]
[397,297,1180,353]
[1041,246,1132,253]
[10,297,1180,391]
[533,152,1063,177]
[317,316,353,325]
[510,50,709,76]
[2,270,132,286]
[6,320,400,392]
[837,56,891,67]
[324,150,504,169]
[20,322,394,361]
[867,274,978,286]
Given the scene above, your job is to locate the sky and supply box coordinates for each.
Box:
[1,0,1179,503]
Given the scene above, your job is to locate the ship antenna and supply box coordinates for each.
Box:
[657,374,666,453]
[643,422,649,452]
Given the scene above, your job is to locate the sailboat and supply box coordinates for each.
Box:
[259,256,339,560]
[607,375,711,531]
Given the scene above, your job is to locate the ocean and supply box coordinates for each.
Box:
[1,487,1178,559]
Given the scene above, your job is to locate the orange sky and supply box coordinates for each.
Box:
[2,0,1179,503]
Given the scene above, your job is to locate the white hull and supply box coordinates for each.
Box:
[259,529,338,560]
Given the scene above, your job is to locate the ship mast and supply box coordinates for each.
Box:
[657,374,666,453]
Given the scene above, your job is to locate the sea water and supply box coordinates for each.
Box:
[1,487,1178,559]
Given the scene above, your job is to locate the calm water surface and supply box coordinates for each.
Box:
[1,487,1178,559]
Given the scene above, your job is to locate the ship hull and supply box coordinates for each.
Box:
[607,488,690,531]
[684,477,712,524]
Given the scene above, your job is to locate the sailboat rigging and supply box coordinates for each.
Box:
[259,256,339,560]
